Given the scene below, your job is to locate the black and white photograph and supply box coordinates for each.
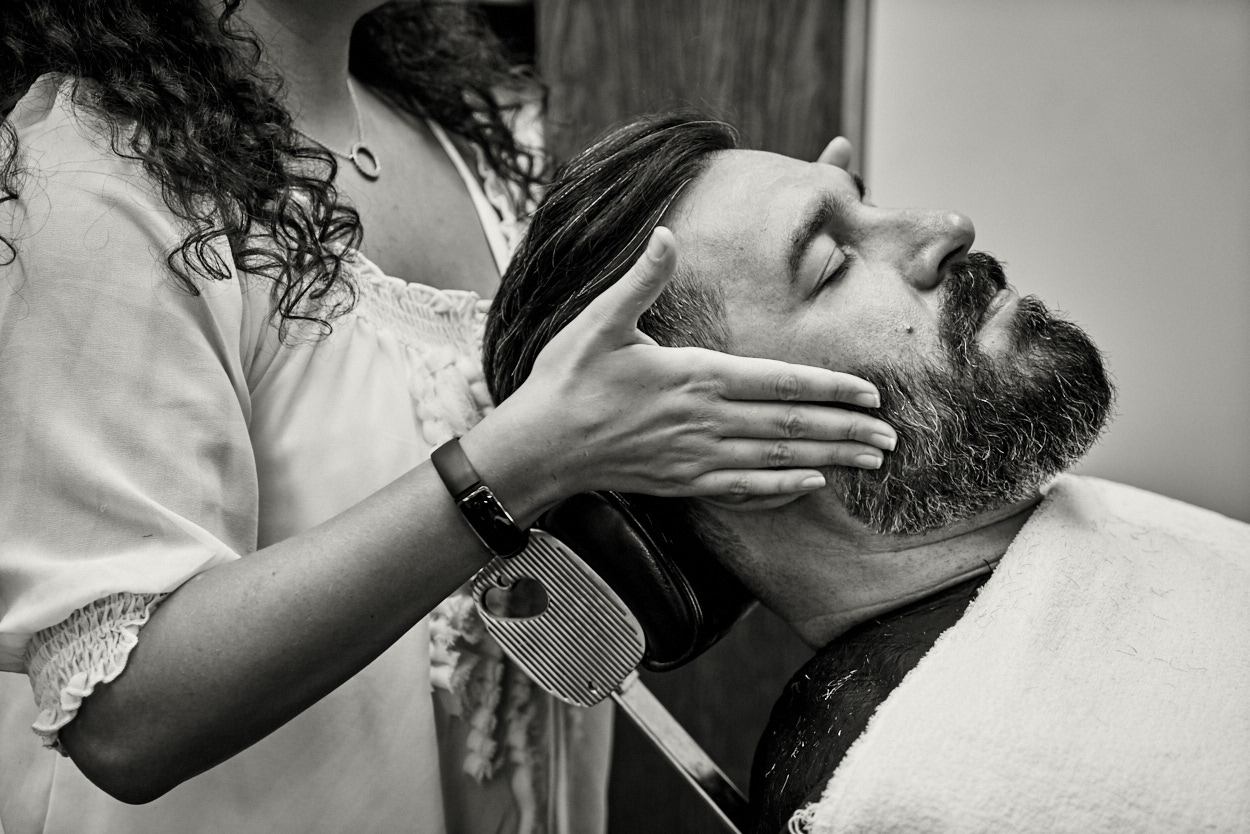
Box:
[2,1,1247,832]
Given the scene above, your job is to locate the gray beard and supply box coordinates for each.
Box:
[827,253,1115,536]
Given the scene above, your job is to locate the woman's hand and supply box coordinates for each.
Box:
[474,227,896,509]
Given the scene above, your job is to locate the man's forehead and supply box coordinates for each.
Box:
[676,150,818,224]
[668,149,824,277]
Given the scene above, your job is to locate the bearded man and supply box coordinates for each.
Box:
[483,113,1250,834]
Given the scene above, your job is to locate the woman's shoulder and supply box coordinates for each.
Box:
[3,74,269,371]
[8,73,79,137]
[9,74,142,185]
[6,74,186,255]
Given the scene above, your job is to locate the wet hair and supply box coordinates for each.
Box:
[484,111,736,402]
[1,0,541,338]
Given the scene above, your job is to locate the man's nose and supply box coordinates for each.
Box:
[885,208,976,291]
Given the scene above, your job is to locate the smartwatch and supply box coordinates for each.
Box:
[431,437,529,558]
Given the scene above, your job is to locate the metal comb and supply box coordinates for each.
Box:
[472,529,749,833]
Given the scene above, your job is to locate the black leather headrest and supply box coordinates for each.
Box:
[538,492,756,672]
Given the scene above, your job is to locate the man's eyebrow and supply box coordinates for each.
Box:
[786,175,865,282]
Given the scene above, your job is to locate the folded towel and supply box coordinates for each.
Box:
[794,475,1250,833]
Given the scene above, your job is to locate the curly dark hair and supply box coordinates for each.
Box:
[0,0,543,338]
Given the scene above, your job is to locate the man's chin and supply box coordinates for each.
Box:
[829,307,1115,537]
[834,465,1057,537]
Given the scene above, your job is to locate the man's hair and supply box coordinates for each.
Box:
[483,112,755,571]
[484,112,736,402]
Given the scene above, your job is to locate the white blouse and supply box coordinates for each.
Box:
[0,74,609,834]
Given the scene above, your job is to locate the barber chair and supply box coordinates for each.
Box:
[472,491,756,833]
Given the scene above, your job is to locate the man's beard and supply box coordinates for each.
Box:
[828,252,1115,536]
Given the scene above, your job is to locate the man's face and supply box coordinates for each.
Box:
[672,149,997,374]
[670,150,1113,534]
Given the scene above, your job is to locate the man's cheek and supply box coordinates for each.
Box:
[831,318,939,372]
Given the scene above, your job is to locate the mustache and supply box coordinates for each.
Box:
[939,251,1009,360]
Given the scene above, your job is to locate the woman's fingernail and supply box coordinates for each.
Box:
[800,475,826,490]
[855,452,883,469]
[646,229,668,258]
[871,432,897,451]
[854,391,881,408]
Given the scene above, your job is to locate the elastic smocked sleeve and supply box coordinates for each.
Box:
[0,91,264,746]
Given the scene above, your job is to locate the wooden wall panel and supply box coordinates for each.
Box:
[538,0,848,161]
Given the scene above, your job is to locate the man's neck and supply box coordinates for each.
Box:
[708,492,1044,649]
[226,0,379,147]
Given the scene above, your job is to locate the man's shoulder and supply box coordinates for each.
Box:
[1046,474,1250,546]
[749,574,989,833]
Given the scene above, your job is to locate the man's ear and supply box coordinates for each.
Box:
[697,492,809,513]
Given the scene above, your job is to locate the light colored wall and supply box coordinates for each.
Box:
[865,0,1250,521]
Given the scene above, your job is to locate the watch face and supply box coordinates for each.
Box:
[461,485,529,556]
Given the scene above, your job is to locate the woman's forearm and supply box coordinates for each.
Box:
[59,459,532,803]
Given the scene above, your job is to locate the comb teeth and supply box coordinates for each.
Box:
[472,530,645,707]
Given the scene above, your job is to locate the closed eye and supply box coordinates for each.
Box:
[815,246,852,293]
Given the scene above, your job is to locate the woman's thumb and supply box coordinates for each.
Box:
[580,226,678,333]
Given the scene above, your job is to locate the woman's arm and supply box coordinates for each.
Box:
[61,229,893,802]
[60,461,493,802]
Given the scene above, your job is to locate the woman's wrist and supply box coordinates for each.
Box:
[431,438,530,557]
[456,409,578,529]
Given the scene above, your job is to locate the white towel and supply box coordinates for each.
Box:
[794,475,1250,833]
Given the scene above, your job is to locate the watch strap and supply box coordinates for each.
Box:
[432,438,529,558]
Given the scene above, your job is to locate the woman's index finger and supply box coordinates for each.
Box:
[710,355,881,407]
